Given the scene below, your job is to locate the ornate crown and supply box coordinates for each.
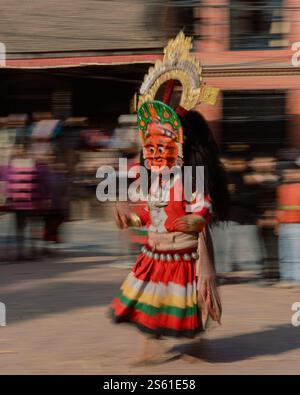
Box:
[136,32,220,155]
[138,31,219,112]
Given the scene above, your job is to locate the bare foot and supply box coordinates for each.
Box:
[129,353,157,367]
[181,354,198,363]
[146,351,182,365]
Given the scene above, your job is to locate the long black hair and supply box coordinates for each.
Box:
[181,111,229,222]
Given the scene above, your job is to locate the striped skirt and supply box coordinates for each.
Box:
[110,245,202,338]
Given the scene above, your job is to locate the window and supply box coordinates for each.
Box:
[230,0,286,50]
[222,90,287,153]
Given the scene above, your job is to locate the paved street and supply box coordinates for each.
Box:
[0,218,300,375]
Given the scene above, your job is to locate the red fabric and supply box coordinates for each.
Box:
[132,203,150,225]
[131,179,212,230]
[175,105,188,118]
[277,183,300,223]
[132,251,196,286]
[162,80,175,105]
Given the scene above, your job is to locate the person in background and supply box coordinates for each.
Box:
[5,141,51,261]
[43,154,70,254]
[214,155,262,278]
[245,156,279,284]
[275,166,300,288]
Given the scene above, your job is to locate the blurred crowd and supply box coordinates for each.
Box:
[213,148,300,288]
[0,113,140,261]
[1,113,300,288]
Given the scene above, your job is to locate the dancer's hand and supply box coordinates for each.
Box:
[114,203,142,229]
[114,202,131,229]
[172,215,205,233]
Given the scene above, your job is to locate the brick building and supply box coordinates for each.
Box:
[0,0,300,153]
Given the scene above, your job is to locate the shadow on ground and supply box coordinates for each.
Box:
[171,324,300,363]
[1,279,121,324]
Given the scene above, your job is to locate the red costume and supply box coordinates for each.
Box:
[111,32,222,338]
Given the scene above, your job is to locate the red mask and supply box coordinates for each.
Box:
[143,121,178,169]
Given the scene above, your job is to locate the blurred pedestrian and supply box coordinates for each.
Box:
[276,167,300,287]
[214,156,262,278]
[246,156,279,283]
[43,156,70,254]
[5,142,51,260]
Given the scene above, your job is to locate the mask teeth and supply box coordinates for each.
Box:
[176,143,183,159]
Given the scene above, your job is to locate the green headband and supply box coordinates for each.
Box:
[137,100,183,143]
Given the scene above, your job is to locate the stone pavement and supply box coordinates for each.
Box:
[0,214,137,262]
[0,217,300,374]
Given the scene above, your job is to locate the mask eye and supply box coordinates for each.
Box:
[158,147,165,154]
[147,146,155,154]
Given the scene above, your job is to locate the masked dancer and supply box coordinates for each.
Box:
[110,32,229,364]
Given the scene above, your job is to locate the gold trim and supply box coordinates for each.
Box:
[138,31,219,110]
[128,213,142,228]
[199,84,220,105]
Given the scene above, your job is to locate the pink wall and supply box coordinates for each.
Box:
[193,0,300,148]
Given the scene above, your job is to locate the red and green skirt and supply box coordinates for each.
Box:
[110,245,202,338]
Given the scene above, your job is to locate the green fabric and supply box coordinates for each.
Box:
[116,290,198,319]
[131,228,148,236]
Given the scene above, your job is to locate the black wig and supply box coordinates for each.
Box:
[182,111,229,222]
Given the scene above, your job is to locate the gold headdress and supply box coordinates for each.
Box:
[137,31,220,158]
[138,31,219,112]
